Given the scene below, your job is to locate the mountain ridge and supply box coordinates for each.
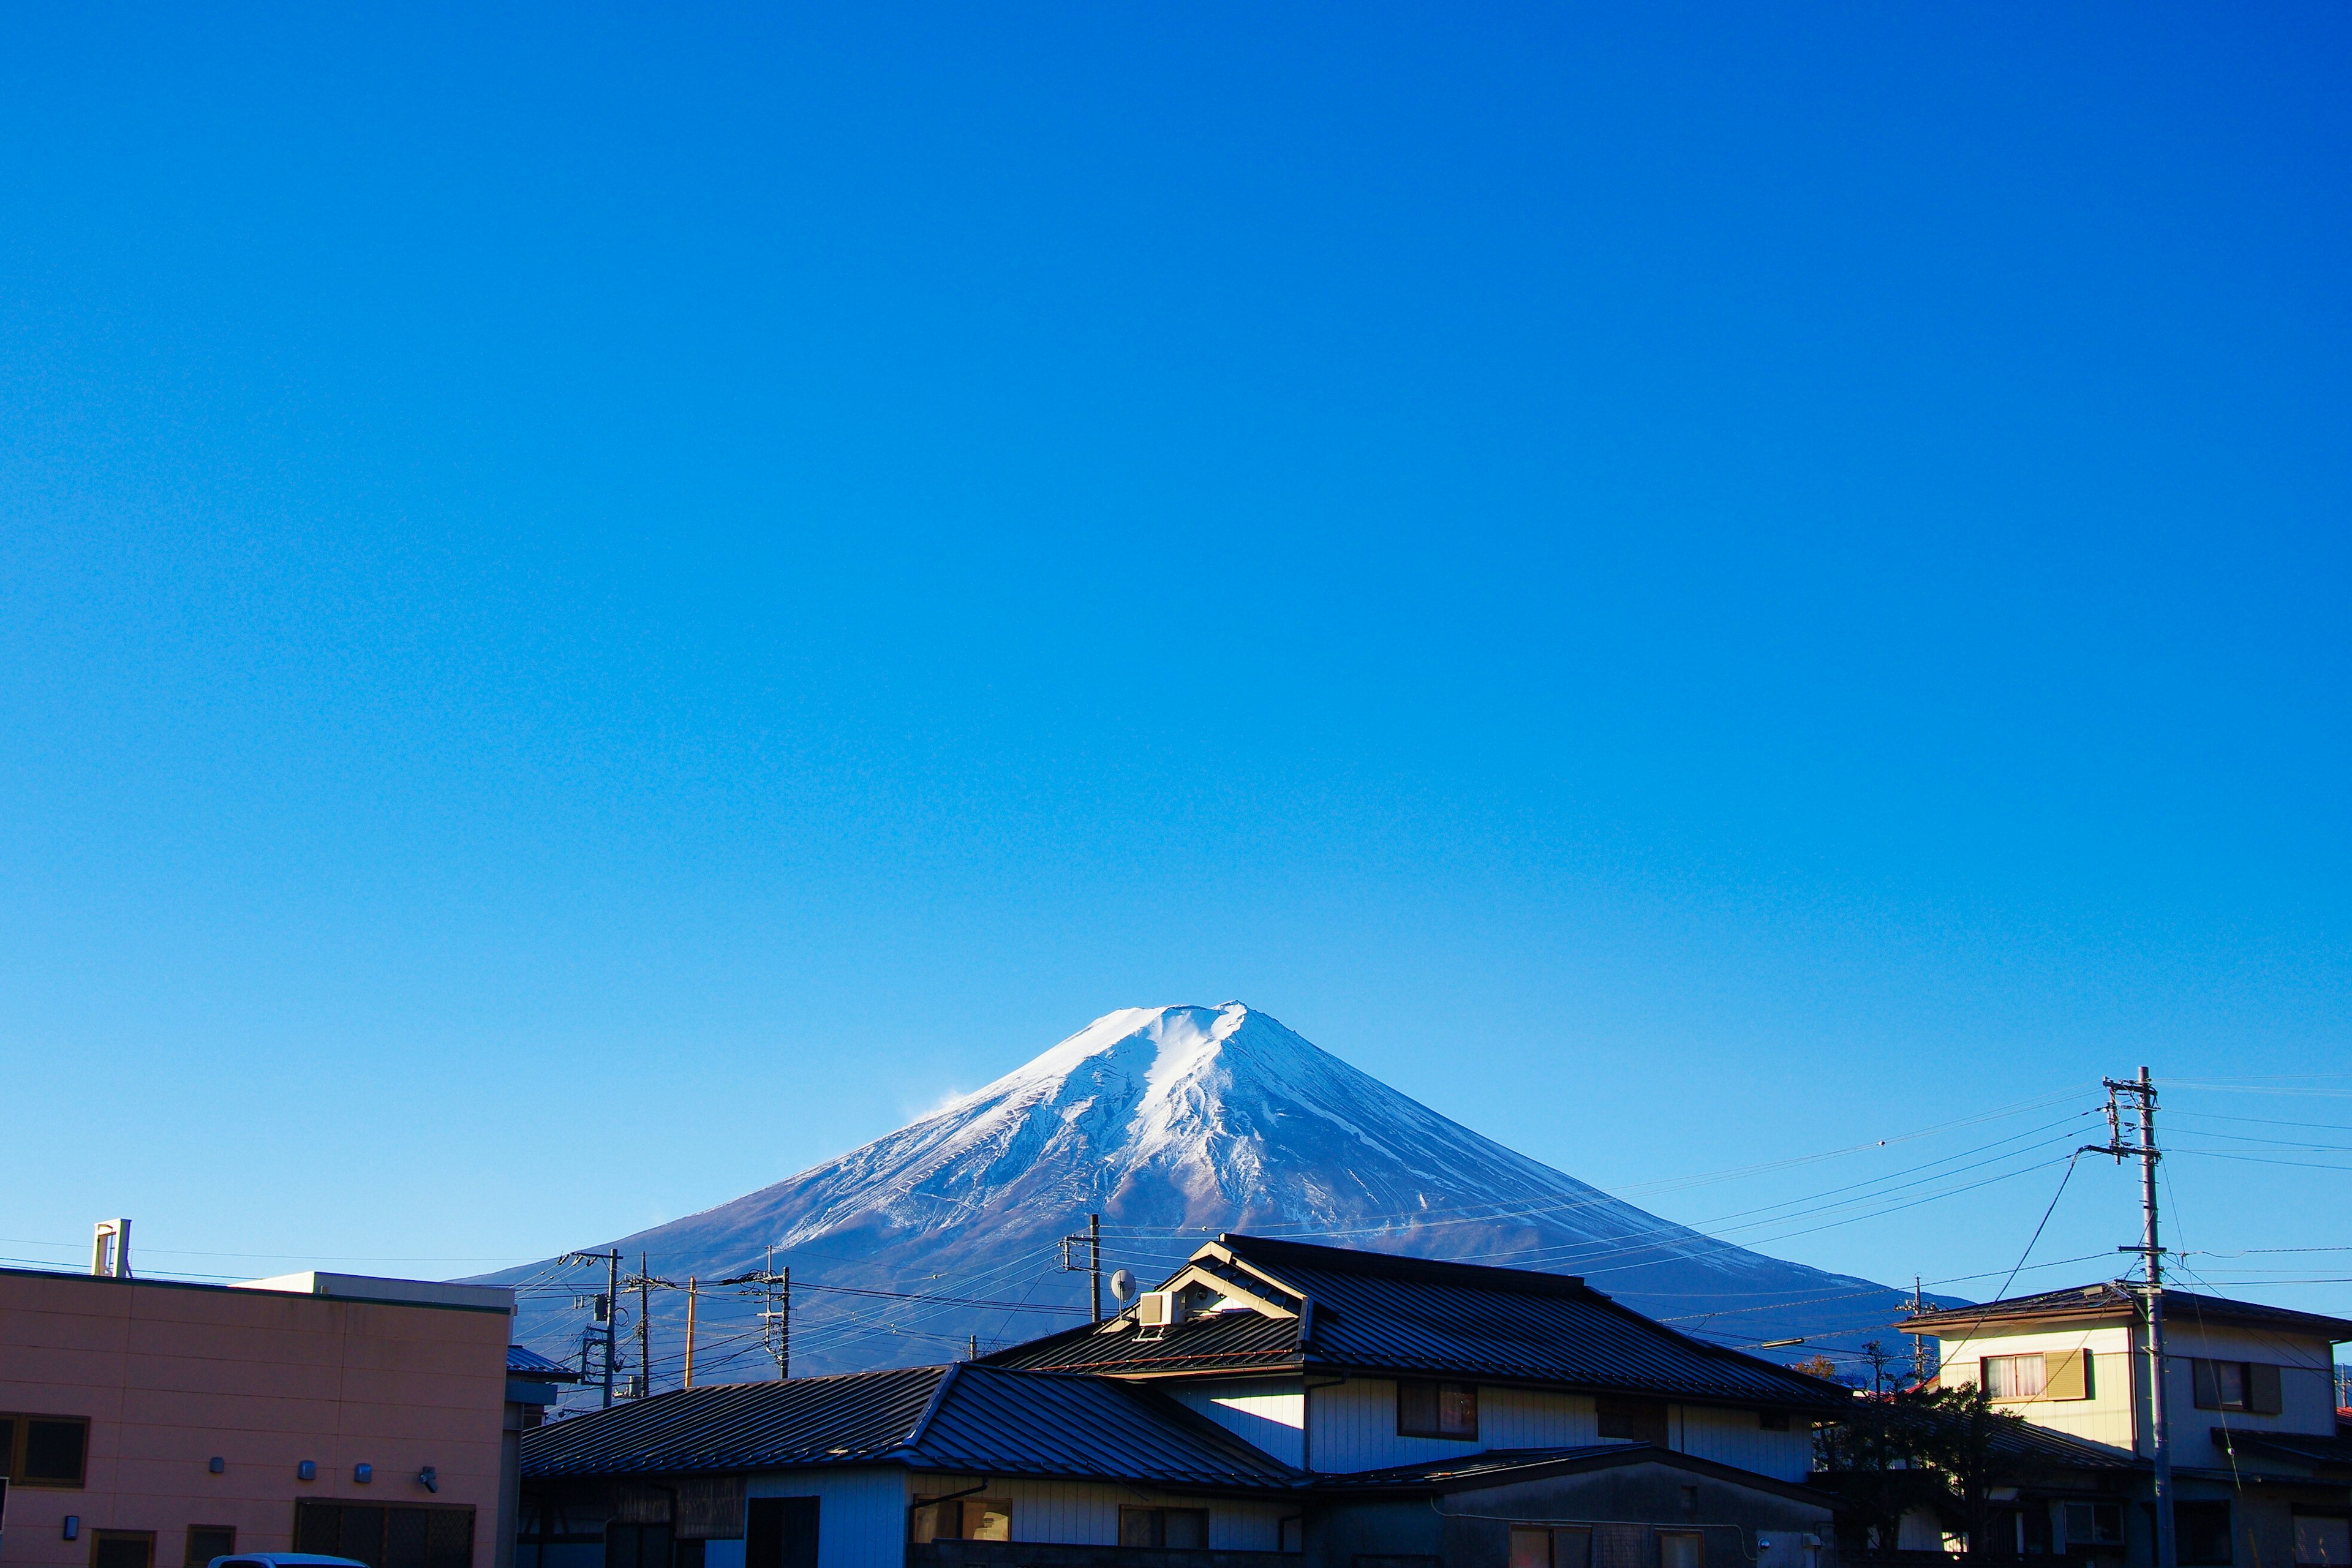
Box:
[488,1003,1913,1389]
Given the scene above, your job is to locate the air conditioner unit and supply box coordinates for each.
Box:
[1137,1289,1185,1329]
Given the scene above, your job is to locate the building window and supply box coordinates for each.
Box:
[2177,1502,2233,1567]
[2192,1360,2284,1415]
[1397,1381,1479,1440]
[603,1523,672,1568]
[292,1502,475,1568]
[743,1499,818,1568]
[92,1532,156,1568]
[1512,1528,1555,1568]
[2064,1505,2123,1548]
[186,1528,237,1568]
[1982,1354,2047,1401]
[1508,1529,1595,1568]
[1596,1396,1669,1446]
[908,1499,1011,1544]
[1659,1532,1705,1568]
[1118,1508,1208,1550]
[0,1413,91,1487]
[2294,1516,2350,1567]
[1757,1411,1791,1431]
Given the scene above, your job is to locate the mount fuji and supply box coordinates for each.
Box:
[489,1003,1910,1389]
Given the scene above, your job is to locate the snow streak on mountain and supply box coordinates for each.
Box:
[491,1004,1907,1385]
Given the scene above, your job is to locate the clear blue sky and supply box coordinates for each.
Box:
[4,5,2346,1322]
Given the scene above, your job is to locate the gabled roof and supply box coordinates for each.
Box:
[1902,1282,2352,1342]
[519,1363,1302,1490]
[987,1234,1850,1412]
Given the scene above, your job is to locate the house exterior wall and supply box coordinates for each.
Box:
[1928,1323,2140,1449]
[734,1468,912,1568]
[1930,1317,2342,1463]
[1427,1460,1836,1568]
[910,1474,1293,1553]
[1306,1379,1601,1472]
[1300,1378,1810,1483]
[0,1267,511,1568]
[1164,1380,1307,1469]
[2152,1320,2340,1463]
[1672,1406,1813,1483]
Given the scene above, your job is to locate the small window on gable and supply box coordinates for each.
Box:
[1396,1380,1478,1439]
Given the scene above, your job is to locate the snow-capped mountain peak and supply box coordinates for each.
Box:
[489,1003,1907,1381]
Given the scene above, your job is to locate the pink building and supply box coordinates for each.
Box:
[0,1262,517,1568]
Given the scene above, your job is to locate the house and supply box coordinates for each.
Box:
[516,1234,1851,1568]
[1898,1282,2352,1568]
[0,1258,519,1568]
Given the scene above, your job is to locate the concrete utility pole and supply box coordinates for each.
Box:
[562,1249,624,1409]
[2092,1070,2174,1568]
[756,1245,790,1380]
[684,1276,698,1390]
[1060,1213,1105,1324]
[636,1254,651,1398]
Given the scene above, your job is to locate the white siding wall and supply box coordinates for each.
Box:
[745,1467,911,1568]
[1675,1404,1815,1482]
[1306,1378,1600,1472]
[911,1474,1292,1551]
[1164,1378,1307,1467]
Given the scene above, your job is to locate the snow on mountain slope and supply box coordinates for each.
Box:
[489,1004,1909,1387]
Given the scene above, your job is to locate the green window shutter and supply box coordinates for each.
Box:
[2248,1363,2283,1415]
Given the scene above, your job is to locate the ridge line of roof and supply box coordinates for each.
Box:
[899,1361,961,1456]
[1216,1234,1591,1295]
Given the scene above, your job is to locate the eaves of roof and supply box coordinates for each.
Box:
[2212,1428,2352,1473]
[1305,1442,1845,1509]
[1902,1283,2352,1343]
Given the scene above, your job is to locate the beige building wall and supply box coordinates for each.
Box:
[1931,1314,2343,1460]
[0,1268,510,1568]
[1931,1322,2139,1449]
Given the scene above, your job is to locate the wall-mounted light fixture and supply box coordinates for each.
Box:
[417,1467,438,1494]
[297,1461,317,1482]
[63,1517,81,1541]
[209,1457,225,1474]
[353,1463,372,1484]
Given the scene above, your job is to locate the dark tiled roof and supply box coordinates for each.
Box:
[917,1367,1302,1487]
[2212,1428,2352,1472]
[525,1366,947,1476]
[1903,1283,2352,1343]
[1223,1235,1850,1410]
[986,1310,1304,1376]
[991,1236,1845,1411]
[508,1344,578,1379]
[521,1365,1302,1490]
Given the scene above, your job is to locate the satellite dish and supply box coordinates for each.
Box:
[1109,1269,1137,1302]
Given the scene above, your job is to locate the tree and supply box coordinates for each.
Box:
[1905,1382,2043,1556]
